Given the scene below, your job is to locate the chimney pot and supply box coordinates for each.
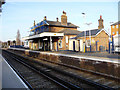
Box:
[63,11,66,15]
[44,16,47,20]
[100,15,102,19]
[56,17,59,22]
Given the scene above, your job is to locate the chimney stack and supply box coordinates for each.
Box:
[34,20,35,26]
[44,16,47,20]
[98,15,104,29]
[56,17,59,22]
[61,11,67,26]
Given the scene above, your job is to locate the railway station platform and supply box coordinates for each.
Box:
[8,48,120,64]
[0,54,29,89]
[3,48,120,81]
[53,51,120,63]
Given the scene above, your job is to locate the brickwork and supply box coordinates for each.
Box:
[49,26,77,32]
[28,11,79,51]
[94,30,109,51]
[61,11,67,26]
[58,35,76,50]
[77,30,109,52]
[98,15,104,29]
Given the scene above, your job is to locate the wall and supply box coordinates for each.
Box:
[77,30,109,52]
[95,30,109,51]
[8,48,120,78]
[69,39,79,51]
[111,24,120,37]
[58,35,77,50]
[28,25,78,51]
[49,26,77,32]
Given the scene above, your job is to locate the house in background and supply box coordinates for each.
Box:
[110,21,120,52]
[23,11,80,51]
[76,29,109,52]
[111,21,120,37]
[73,15,109,52]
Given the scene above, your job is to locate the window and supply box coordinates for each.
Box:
[117,31,118,34]
[59,40,62,48]
[66,36,68,43]
[116,25,118,28]
[113,32,115,35]
[112,26,114,28]
[86,40,90,47]
[26,41,28,45]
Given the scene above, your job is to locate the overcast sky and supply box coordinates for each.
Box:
[0,1,119,41]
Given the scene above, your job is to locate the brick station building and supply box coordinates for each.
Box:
[23,11,80,51]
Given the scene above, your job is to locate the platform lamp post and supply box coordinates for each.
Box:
[109,22,114,53]
[82,13,86,52]
[85,23,92,52]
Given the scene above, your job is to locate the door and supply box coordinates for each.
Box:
[73,41,75,51]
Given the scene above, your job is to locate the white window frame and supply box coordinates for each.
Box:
[116,25,118,28]
[113,32,115,34]
[66,36,68,43]
[112,26,114,28]
[117,31,118,34]
[86,40,90,47]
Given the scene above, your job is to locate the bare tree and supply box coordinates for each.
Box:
[16,30,21,45]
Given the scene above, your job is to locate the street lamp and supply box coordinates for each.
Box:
[109,22,114,53]
[82,13,86,52]
[85,22,92,52]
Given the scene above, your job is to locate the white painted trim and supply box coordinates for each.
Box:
[44,21,49,25]
[95,29,110,36]
[22,32,64,40]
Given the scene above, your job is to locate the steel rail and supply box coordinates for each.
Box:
[3,49,118,89]
[2,50,81,89]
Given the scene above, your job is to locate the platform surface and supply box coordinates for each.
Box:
[0,54,29,89]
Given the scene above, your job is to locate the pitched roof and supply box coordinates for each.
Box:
[76,29,101,38]
[46,20,79,28]
[57,29,81,35]
[111,21,120,26]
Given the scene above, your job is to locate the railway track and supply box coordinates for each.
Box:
[2,49,120,89]
[2,50,80,89]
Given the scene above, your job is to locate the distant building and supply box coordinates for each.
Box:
[111,21,120,37]
[110,21,120,52]
[76,29,109,52]
[23,11,80,51]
